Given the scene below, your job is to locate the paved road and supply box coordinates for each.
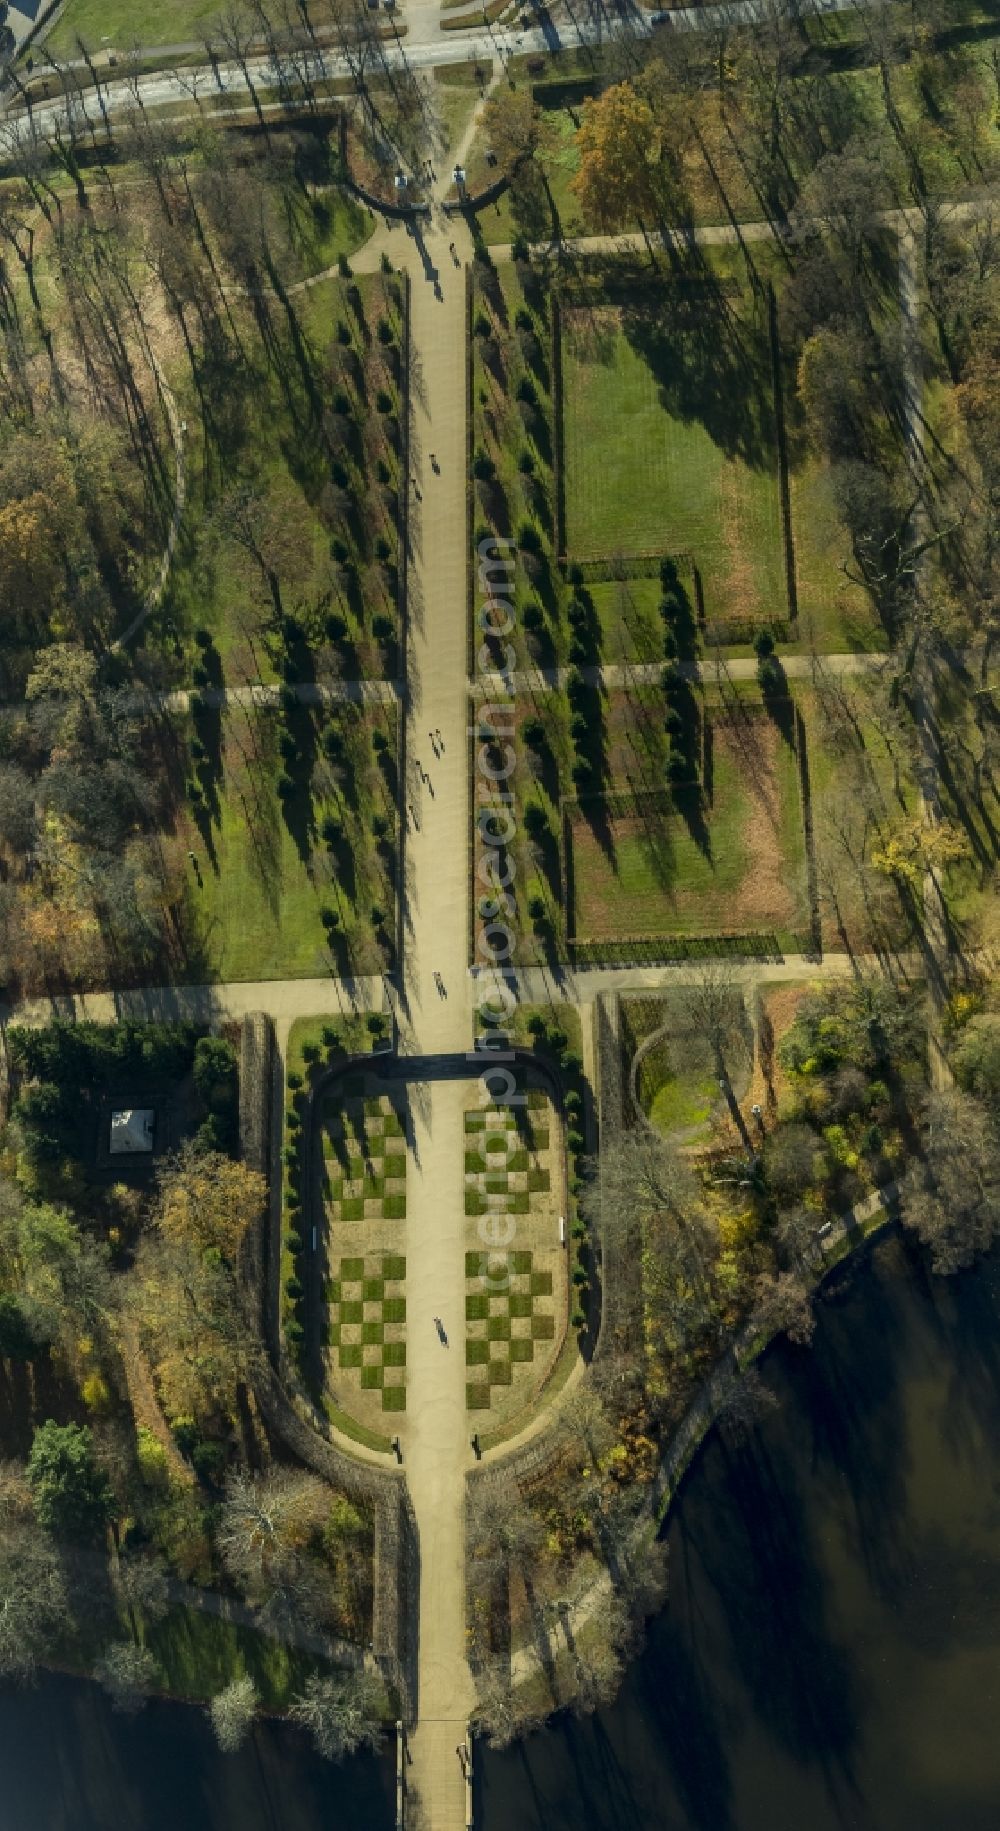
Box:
[474,650,892,696]
[5,0,863,143]
[1,972,384,1028]
[388,187,477,1828]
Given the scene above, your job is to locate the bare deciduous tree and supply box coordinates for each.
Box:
[678,963,754,1153]
[902,1089,1000,1273]
[210,1674,259,1752]
[748,1271,816,1348]
[94,1639,158,1714]
[289,1670,385,1760]
[0,1464,67,1682]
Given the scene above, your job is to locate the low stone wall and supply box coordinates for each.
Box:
[239,1012,273,1177]
[241,1019,417,1716]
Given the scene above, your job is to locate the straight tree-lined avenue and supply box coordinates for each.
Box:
[0,4,997,1824]
[394,208,477,1828]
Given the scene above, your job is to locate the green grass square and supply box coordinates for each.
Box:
[363,1175,386,1200]
[466,1293,489,1322]
[383,1297,406,1324]
[360,1365,383,1390]
[323,1279,341,1304]
[383,1341,406,1368]
[465,1150,487,1173]
[484,1174,509,1195]
[511,1251,532,1275]
[341,1258,365,1281]
[467,1384,491,1410]
[465,1250,486,1276]
[383,1194,407,1220]
[531,1313,555,1341]
[509,1293,532,1319]
[509,1192,530,1214]
[340,1300,363,1325]
[530,1271,553,1297]
[382,1385,407,1411]
[363,1278,385,1302]
[510,1337,535,1363]
[383,1112,404,1138]
[528,1168,550,1193]
[339,1343,363,1369]
[487,1314,511,1342]
[362,1320,384,1345]
[465,1189,486,1216]
[347,1156,366,1181]
[507,1149,528,1172]
[489,1360,513,1386]
[530,1126,550,1152]
[466,1338,490,1366]
[382,1254,406,1281]
[324,1323,341,1348]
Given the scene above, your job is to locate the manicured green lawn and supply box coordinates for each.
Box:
[648,1068,717,1136]
[179,701,394,981]
[184,771,332,980]
[48,0,278,52]
[571,711,806,946]
[562,302,786,628]
[589,578,661,665]
[164,272,396,687]
[789,455,887,654]
[148,1604,320,1708]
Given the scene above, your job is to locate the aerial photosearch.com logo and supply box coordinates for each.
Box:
[468,534,522,1296]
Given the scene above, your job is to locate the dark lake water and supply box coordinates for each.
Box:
[6,1234,1000,1831]
[479,1233,1000,1831]
[0,1671,396,1831]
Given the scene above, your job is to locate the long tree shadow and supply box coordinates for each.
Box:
[612,255,776,470]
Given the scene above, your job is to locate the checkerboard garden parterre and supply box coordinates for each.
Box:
[320,1082,408,1417]
[463,1095,563,1415]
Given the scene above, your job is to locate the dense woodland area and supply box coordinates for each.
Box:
[0,1018,383,1745]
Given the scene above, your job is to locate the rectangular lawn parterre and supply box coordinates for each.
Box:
[48,0,282,51]
[166,273,399,688]
[570,711,808,949]
[561,297,786,629]
[176,698,397,981]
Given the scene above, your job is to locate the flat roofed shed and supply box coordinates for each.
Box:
[109,1108,155,1155]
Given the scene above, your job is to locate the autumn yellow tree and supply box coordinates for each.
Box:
[479,89,548,177]
[156,1147,265,1258]
[572,82,673,232]
[871,814,971,887]
[0,492,62,636]
[129,1151,267,1424]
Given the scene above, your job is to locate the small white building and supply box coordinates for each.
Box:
[109,1109,155,1155]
